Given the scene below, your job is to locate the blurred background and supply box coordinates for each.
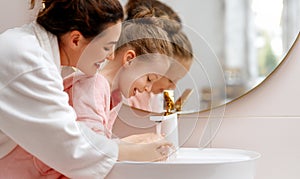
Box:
[152,0,300,111]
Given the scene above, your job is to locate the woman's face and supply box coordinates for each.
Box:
[76,22,122,75]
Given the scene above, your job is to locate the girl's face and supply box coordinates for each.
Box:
[117,54,171,98]
[151,76,175,94]
[151,58,192,94]
[129,74,160,97]
[76,22,122,75]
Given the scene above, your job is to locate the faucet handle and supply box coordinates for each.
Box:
[163,90,175,115]
[175,89,193,111]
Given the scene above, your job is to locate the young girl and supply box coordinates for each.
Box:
[63,14,173,157]
[125,0,194,112]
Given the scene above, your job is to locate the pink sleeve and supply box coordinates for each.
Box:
[64,73,112,138]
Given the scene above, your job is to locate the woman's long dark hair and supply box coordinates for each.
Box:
[31,0,124,39]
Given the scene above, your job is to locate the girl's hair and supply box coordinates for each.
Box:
[115,20,173,57]
[115,10,173,58]
[169,31,193,62]
[125,0,193,61]
[30,0,124,39]
[125,0,181,26]
[125,0,181,34]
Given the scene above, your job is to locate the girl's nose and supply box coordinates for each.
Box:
[106,52,114,61]
[145,84,153,92]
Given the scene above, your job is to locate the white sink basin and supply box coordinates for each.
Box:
[106,148,260,179]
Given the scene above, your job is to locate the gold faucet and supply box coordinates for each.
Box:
[163,90,175,116]
[163,89,193,114]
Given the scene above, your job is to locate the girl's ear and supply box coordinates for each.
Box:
[122,50,136,66]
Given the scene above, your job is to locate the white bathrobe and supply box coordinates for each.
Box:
[0,21,118,178]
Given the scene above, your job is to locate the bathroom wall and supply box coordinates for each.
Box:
[0,0,40,33]
[211,117,300,179]
[181,35,300,179]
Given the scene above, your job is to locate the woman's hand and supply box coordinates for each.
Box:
[120,133,164,144]
[118,133,173,162]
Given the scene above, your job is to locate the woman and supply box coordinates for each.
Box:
[0,0,170,178]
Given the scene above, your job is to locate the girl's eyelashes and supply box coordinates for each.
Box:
[104,47,110,51]
[104,44,116,52]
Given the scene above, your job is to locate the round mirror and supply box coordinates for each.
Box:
[120,0,300,113]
